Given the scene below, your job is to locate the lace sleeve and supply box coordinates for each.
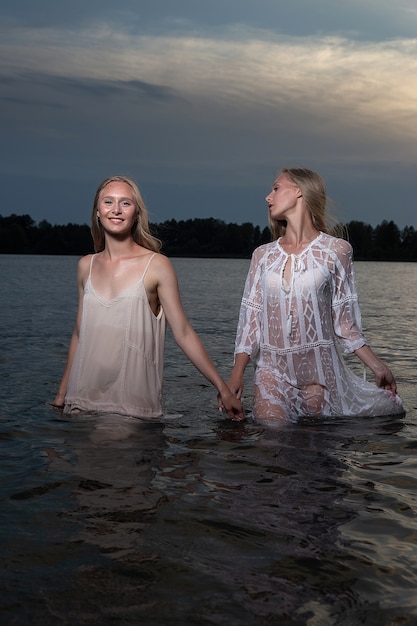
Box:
[234,247,265,360]
[331,239,368,354]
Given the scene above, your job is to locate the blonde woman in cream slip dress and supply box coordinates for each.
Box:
[228,167,404,424]
[52,176,243,422]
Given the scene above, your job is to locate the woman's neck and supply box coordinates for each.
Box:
[279,223,320,253]
[102,236,142,261]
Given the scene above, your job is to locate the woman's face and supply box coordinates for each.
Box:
[265,174,301,221]
[97,181,138,235]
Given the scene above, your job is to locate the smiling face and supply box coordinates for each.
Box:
[96,181,138,235]
[265,173,302,221]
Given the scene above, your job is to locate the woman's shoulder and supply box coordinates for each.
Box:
[78,253,94,267]
[319,232,352,255]
[252,240,276,259]
[144,251,177,282]
[77,253,95,275]
[148,251,172,268]
[75,253,95,286]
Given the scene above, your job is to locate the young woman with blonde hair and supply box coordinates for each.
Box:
[53,176,243,421]
[228,167,403,423]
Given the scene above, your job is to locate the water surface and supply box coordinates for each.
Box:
[1,255,416,625]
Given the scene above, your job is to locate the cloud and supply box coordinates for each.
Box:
[3,0,417,39]
[4,24,416,154]
[0,70,178,103]
[2,22,416,120]
[1,17,417,227]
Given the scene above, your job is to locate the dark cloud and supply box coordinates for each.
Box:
[0,95,65,108]
[0,71,178,103]
[51,75,178,102]
[1,0,415,40]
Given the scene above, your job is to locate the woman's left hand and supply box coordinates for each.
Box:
[374,366,397,394]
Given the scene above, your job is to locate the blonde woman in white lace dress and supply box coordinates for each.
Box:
[52,176,243,422]
[228,167,404,423]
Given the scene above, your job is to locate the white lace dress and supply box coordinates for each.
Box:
[235,232,404,421]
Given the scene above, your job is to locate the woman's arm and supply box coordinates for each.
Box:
[228,352,251,400]
[354,344,397,394]
[150,255,244,420]
[331,239,368,353]
[330,239,398,394]
[51,256,90,408]
[228,248,264,399]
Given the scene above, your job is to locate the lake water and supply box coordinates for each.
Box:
[1,254,416,625]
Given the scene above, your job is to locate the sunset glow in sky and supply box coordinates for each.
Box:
[1,0,417,229]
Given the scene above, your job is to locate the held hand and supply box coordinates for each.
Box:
[218,388,245,421]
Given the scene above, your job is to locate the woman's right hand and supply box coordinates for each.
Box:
[50,392,66,409]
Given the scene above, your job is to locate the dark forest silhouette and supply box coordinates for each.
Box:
[1,213,417,261]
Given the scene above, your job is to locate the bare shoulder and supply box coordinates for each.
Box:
[77,253,94,284]
[147,252,177,286]
[78,253,93,269]
[149,252,175,272]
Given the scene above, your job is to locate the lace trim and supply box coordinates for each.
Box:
[261,340,335,355]
[241,297,263,311]
[332,294,358,307]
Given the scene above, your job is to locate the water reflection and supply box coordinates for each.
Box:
[216,416,407,621]
[4,406,416,623]
[203,420,357,620]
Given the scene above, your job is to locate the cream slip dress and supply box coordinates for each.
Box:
[235,232,404,421]
[64,253,166,418]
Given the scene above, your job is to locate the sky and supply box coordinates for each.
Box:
[1,0,417,230]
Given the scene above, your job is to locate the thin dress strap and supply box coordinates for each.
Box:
[88,254,96,278]
[142,252,157,280]
[88,252,156,289]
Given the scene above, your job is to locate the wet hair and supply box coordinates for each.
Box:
[91,175,162,253]
[268,167,344,241]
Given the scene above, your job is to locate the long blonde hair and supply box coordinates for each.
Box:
[91,175,161,253]
[268,167,344,240]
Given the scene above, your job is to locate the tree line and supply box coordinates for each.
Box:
[1,213,417,261]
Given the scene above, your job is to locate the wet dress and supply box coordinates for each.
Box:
[64,253,166,418]
[234,232,404,421]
